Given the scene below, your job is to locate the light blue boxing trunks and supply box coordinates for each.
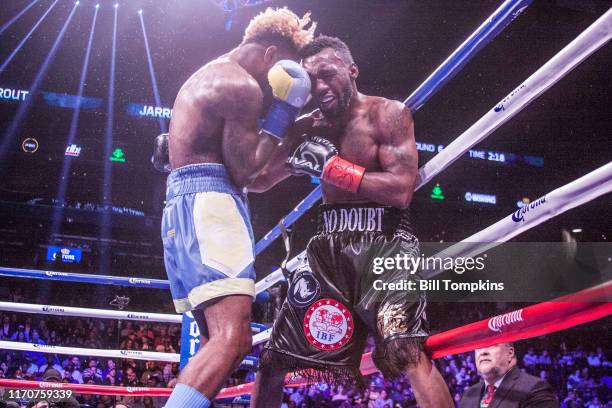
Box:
[162,164,255,313]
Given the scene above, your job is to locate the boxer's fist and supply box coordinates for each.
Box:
[262,60,311,139]
[286,136,366,193]
[152,133,170,172]
[268,60,310,108]
[286,136,337,178]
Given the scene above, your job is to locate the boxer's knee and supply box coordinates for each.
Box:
[210,324,252,366]
[372,337,426,379]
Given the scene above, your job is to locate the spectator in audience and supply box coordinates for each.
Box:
[587,352,602,368]
[374,388,393,408]
[539,350,553,368]
[10,324,28,342]
[523,348,539,370]
[1,315,13,339]
[567,369,582,391]
[585,396,603,408]
[140,360,162,385]
[104,367,119,386]
[561,390,581,408]
[456,367,470,387]
[39,355,64,377]
[459,343,557,407]
[82,357,103,384]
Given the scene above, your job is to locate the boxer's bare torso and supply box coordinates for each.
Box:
[168,52,269,188]
[306,95,405,204]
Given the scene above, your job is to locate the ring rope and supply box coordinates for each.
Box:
[0,267,170,289]
[253,0,533,256]
[422,161,612,279]
[2,281,608,398]
[0,301,268,334]
[0,340,180,363]
[0,301,181,323]
[0,340,260,368]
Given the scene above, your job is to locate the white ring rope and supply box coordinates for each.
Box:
[0,340,180,363]
[0,340,259,367]
[422,161,612,279]
[0,301,182,323]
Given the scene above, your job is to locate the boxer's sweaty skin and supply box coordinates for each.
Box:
[169,46,280,188]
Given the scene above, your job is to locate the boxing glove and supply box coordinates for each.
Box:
[286,136,365,193]
[262,60,311,139]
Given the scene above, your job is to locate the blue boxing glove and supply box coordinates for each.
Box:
[262,60,311,139]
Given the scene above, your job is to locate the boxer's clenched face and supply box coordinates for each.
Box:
[303,47,357,119]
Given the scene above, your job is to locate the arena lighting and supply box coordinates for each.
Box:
[75,1,80,5]
[572,228,583,233]
[95,4,100,8]
[139,10,167,132]
[114,3,118,8]
[50,4,100,238]
[0,0,40,36]
[138,9,143,15]
[0,0,59,74]
[0,1,77,161]
[98,1,119,274]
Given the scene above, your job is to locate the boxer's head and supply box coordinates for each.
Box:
[301,36,358,119]
[241,7,316,91]
[475,342,516,382]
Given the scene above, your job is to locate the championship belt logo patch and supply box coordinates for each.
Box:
[303,298,354,351]
[288,270,321,307]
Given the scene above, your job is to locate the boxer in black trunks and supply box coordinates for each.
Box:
[249,36,453,408]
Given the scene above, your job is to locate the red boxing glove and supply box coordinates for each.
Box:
[321,155,365,193]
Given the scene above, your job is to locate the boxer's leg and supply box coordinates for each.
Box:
[367,233,453,408]
[176,295,253,399]
[251,358,288,408]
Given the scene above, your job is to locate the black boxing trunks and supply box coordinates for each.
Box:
[262,203,429,384]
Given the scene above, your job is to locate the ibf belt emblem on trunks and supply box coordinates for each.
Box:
[322,207,385,233]
[304,298,354,351]
[288,269,321,307]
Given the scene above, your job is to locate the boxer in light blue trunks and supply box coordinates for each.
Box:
[151,8,316,408]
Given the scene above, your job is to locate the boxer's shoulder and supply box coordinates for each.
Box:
[364,96,412,142]
[205,63,263,117]
[365,96,407,121]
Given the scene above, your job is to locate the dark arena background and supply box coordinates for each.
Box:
[0,0,611,407]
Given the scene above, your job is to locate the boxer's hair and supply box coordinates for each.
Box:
[300,35,354,64]
[243,7,316,52]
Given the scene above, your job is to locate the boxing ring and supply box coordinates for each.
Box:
[1,0,611,402]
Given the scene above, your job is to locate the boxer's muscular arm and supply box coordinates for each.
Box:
[247,114,314,193]
[214,74,279,188]
[358,100,418,209]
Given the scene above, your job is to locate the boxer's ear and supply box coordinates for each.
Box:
[349,62,359,80]
[263,45,278,65]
